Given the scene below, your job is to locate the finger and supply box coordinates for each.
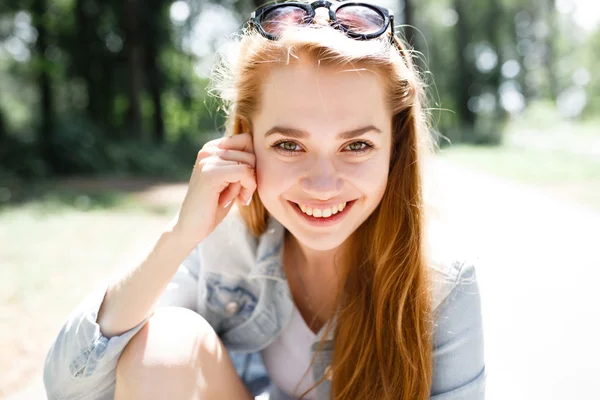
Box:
[219,182,242,208]
[214,148,256,168]
[237,184,254,206]
[198,157,241,170]
[217,133,254,153]
[196,139,220,161]
[220,164,257,203]
[196,135,235,162]
[202,162,256,200]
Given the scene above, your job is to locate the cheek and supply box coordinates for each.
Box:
[255,152,304,195]
[254,146,274,189]
[343,156,389,193]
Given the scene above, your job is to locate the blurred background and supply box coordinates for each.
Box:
[0,0,598,399]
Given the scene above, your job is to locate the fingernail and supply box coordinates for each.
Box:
[245,194,252,206]
[224,200,232,208]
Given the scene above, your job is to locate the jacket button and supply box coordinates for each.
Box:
[225,301,239,315]
[324,365,332,380]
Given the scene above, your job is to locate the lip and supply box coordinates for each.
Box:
[287,199,356,227]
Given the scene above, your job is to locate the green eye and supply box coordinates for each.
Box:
[272,140,373,156]
[271,140,303,155]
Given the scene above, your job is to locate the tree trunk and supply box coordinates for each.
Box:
[74,0,96,120]
[402,0,416,48]
[32,0,56,169]
[509,9,531,103]
[544,0,559,102]
[487,0,506,121]
[453,0,476,129]
[124,0,144,140]
[0,109,6,140]
[146,38,165,144]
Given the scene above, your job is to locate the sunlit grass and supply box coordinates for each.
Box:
[0,181,182,309]
[438,119,600,211]
[438,144,600,183]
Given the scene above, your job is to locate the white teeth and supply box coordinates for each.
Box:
[297,201,348,218]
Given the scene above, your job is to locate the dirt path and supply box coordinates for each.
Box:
[430,159,600,400]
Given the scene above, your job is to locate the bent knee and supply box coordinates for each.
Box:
[116,306,218,379]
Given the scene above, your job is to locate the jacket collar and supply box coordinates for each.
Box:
[249,215,287,281]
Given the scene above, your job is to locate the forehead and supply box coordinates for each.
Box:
[256,62,390,135]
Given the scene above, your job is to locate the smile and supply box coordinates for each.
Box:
[288,199,357,226]
[298,202,346,217]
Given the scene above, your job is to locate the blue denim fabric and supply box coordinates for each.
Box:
[43,207,486,399]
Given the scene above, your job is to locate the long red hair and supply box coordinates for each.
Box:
[211,16,438,400]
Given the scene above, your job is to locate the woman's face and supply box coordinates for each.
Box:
[252,62,393,251]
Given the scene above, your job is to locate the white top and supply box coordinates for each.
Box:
[261,300,319,400]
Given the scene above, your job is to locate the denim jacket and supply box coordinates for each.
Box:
[43,206,486,399]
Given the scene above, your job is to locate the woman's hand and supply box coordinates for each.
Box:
[172,133,257,246]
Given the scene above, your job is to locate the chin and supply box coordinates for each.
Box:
[287,229,351,251]
[270,202,361,251]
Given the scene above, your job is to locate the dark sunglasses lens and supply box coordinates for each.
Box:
[260,6,311,36]
[336,5,385,35]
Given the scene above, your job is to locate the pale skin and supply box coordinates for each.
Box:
[110,62,392,399]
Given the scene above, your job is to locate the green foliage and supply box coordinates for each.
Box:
[0,0,599,181]
[1,124,211,181]
[49,116,107,173]
[100,138,196,179]
[582,29,600,118]
[0,135,48,180]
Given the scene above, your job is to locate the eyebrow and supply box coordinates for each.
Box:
[264,125,382,140]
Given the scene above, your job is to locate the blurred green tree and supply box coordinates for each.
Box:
[0,0,597,179]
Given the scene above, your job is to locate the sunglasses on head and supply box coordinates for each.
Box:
[249,1,396,45]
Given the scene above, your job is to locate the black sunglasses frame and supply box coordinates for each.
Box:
[249,0,395,45]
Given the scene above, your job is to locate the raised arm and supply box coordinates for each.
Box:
[43,132,258,400]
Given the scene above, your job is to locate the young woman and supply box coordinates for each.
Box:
[43,1,486,399]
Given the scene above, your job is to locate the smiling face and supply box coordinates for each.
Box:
[251,61,393,251]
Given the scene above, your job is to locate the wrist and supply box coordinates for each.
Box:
[161,225,200,254]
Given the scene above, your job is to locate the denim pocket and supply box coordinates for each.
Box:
[205,272,259,332]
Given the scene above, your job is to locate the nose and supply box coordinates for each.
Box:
[299,158,344,200]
